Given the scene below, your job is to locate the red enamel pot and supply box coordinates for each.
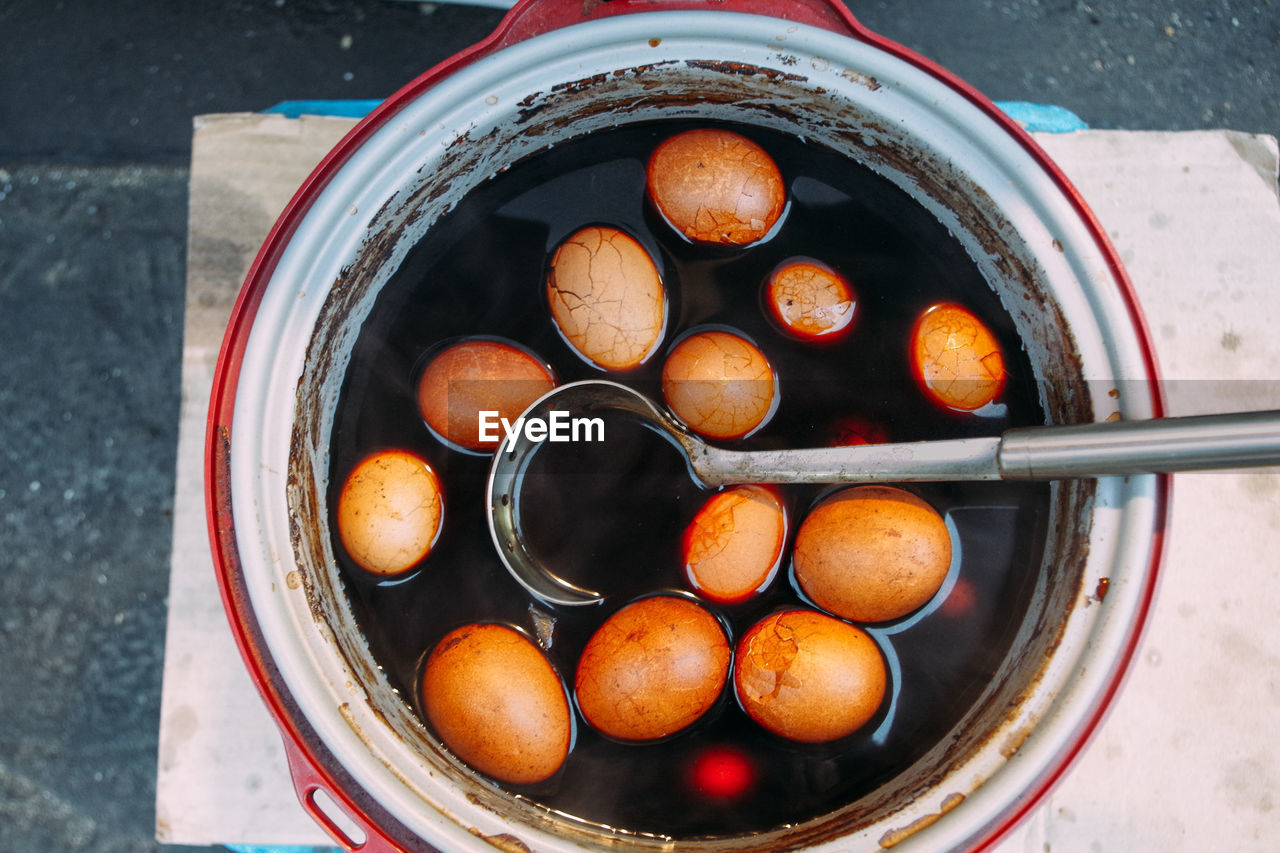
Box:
[207,1,1166,849]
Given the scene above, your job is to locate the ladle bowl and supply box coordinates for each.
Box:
[487,380,1280,606]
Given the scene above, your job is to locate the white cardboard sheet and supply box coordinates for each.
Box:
[157,114,1280,850]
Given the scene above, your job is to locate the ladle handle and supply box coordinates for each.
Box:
[693,410,1280,485]
[998,409,1280,478]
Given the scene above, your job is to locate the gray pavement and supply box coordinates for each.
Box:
[1,1,1276,851]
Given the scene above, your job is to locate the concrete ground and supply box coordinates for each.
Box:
[0,1,1276,851]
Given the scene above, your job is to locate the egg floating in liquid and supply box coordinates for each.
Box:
[735,609,887,743]
[909,301,1007,412]
[661,329,778,440]
[793,485,953,624]
[682,485,787,604]
[335,449,443,577]
[327,121,1051,836]
[546,225,667,371]
[415,337,556,453]
[574,595,731,742]
[421,623,572,785]
[764,257,857,340]
[646,127,786,246]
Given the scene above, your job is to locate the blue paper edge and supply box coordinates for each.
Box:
[262,99,384,119]
[262,99,1088,133]
[993,100,1090,133]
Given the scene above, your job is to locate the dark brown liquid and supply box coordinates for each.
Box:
[328,121,1049,838]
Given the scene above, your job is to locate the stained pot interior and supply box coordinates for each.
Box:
[281,39,1106,852]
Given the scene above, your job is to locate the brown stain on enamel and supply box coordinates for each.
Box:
[469,829,535,853]
[878,792,966,848]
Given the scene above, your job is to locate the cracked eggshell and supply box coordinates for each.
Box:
[574,595,731,742]
[546,226,667,371]
[661,329,778,441]
[734,609,886,743]
[683,485,787,604]
[421,623,572,786]
[764,257,857,340]
[909,302,1007,412]
[793,485,952,623]
[646,128,785,246]
[336,449,443,576]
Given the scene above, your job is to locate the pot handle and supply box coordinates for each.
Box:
[503,0,868,40]
[279,734,398,852]
[430,0,872,80]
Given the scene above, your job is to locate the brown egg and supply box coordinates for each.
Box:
[793,486,952,623]
[336,449,443,576]
[646,128,786,246]
[575,596,731,741]
[909,302,1007,411]
[546,226,666,371]
[416,338,556,452]
[421,623,572,785]
[683,485,786,604]
[765,258,856,340]
[661,330,778,440]
[734,609,886,742]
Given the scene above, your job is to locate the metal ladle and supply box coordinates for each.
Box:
[486,379,1280,606]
